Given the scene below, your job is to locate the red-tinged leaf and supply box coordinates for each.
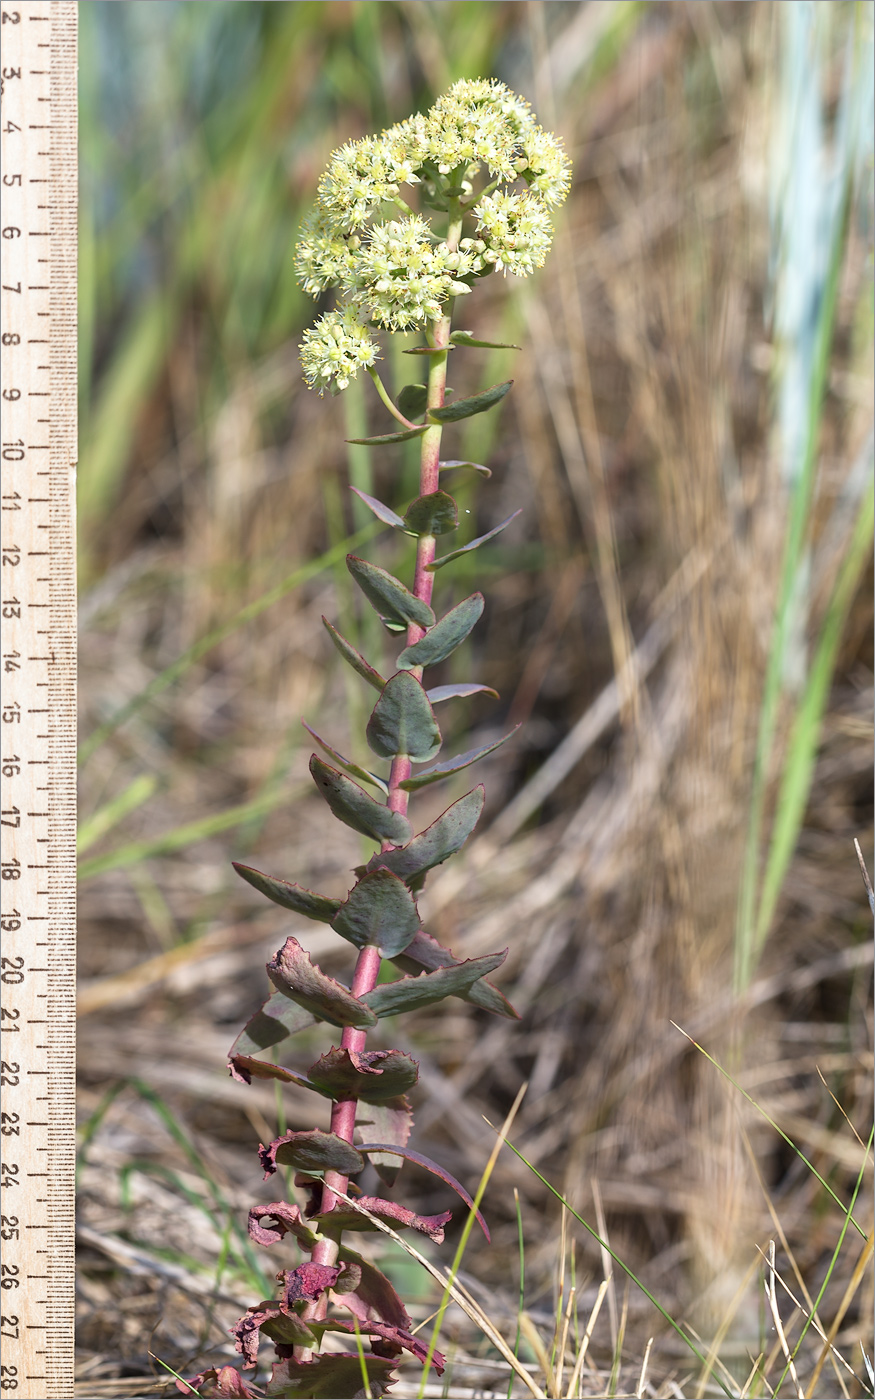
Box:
[228,990,317,1063]
[347,555,434,630]
[364,952,507,1020]
[402,490,459,537]
[307,1047,419,1103]
[177,1366,260,1398]
[397,592,484,670]
[398,727,520,789]
[366,672,441,762]
[392,929,520,1020]
[259,1128,364,1179]
[336,1246,410,1329]
[248,1201,319,1251]
[346,424,429,446]
[331,867,420,957]
[280,1262,341,1306]
[265,1354,397,1399]
[314,1318,445,1374]
[363,786,484,886]
[232,861,341,923]
[267,936,377,1031]
[313,1195,451,1242]
[229,1054,313,1091]
[427,379,512,422]
[357,1143,490,1240]
[232,1299,316,1368]
[310,757,411,845]
[355,1097,412,1187]
[426,682,499,703]
[439,458,492,478]
[349,486,409,532]
[425,510,522,571]
[323,617,387,692]
[303,721,388,793]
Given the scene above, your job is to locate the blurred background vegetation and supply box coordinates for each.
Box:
[75,3,873,1396]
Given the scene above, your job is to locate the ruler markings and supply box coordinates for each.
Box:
[0,5,77,1399]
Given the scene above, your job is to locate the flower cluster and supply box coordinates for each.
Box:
[296,78,572,392]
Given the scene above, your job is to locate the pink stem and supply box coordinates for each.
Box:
[298,315,453,1331]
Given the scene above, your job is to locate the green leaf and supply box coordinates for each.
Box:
[331,868,421,957]
[349,486,408,532]
[426,509,521,571]
[309,757,411,845]
[347,555,435,630]
[303,722,387,793]
[398,728,519,790]
[393,930,519,1020]
[427,379,512,423]
[363,950,507,1017]
[267,936,377,1030]
[403,490,459,537]
[396,383,428,418]
[439,458,492,479]
[228,990,317,1060]
[346,425,428,446]
[308,1047,419,1103]
[322,617,386,692]
[366,672,442,762]
[232,862,341,923]
[427,682,499,703]
[263,1128,364,1177]
[450,330,521,350]
[362,786,484,886]
[397,592,484,669]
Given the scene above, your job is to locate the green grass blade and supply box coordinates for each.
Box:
[77,773,159,855]
[490,1128,734,1397]
[77,781,304,882]
[755,475,874,944]
[672,1024,868,1239]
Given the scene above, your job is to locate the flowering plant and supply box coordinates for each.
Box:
[182,79,570,1400]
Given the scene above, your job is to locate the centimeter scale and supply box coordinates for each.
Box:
[0,4,77,1398]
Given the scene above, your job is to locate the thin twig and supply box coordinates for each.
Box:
[764,1241,804,1400]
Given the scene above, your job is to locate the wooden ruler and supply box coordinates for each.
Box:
[0,3,77,1397]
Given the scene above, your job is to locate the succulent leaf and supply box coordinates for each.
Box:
[393,929,520,1019]
[331,868,421,957]
[450,329,522,350]
[311,1197,450,1241]
[349,486,409,532]
[309,756,411,845]
[362,785,484,885]
[355,1095,412,1187]
[363,949,507,1017]
[346,425,428,446]
[267,936,378,1030]
[398,727,519,789]
[397,592,484,669]
[402,490,459,536]
[396,382,429,417]
[232,861,341,922]
[303,721,388,792]
[308,1047,419,1102]
[426,509,522,571]
[259,1128,365,1178]
[347,555,435,630]
[356,1141,491,1240]
[427,682,499,702]
[322,616,387,691]
[265,1352,402,1398]
[228,990,317,1061]
[335,1246,411,1328]
[366,672,442,761]
[427,379,512,422]
[439,457,492,478]
[248,1200,320,1251]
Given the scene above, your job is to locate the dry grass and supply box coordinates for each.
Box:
[76,4,872,1396]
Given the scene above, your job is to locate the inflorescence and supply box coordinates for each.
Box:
[296,78,572,392]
